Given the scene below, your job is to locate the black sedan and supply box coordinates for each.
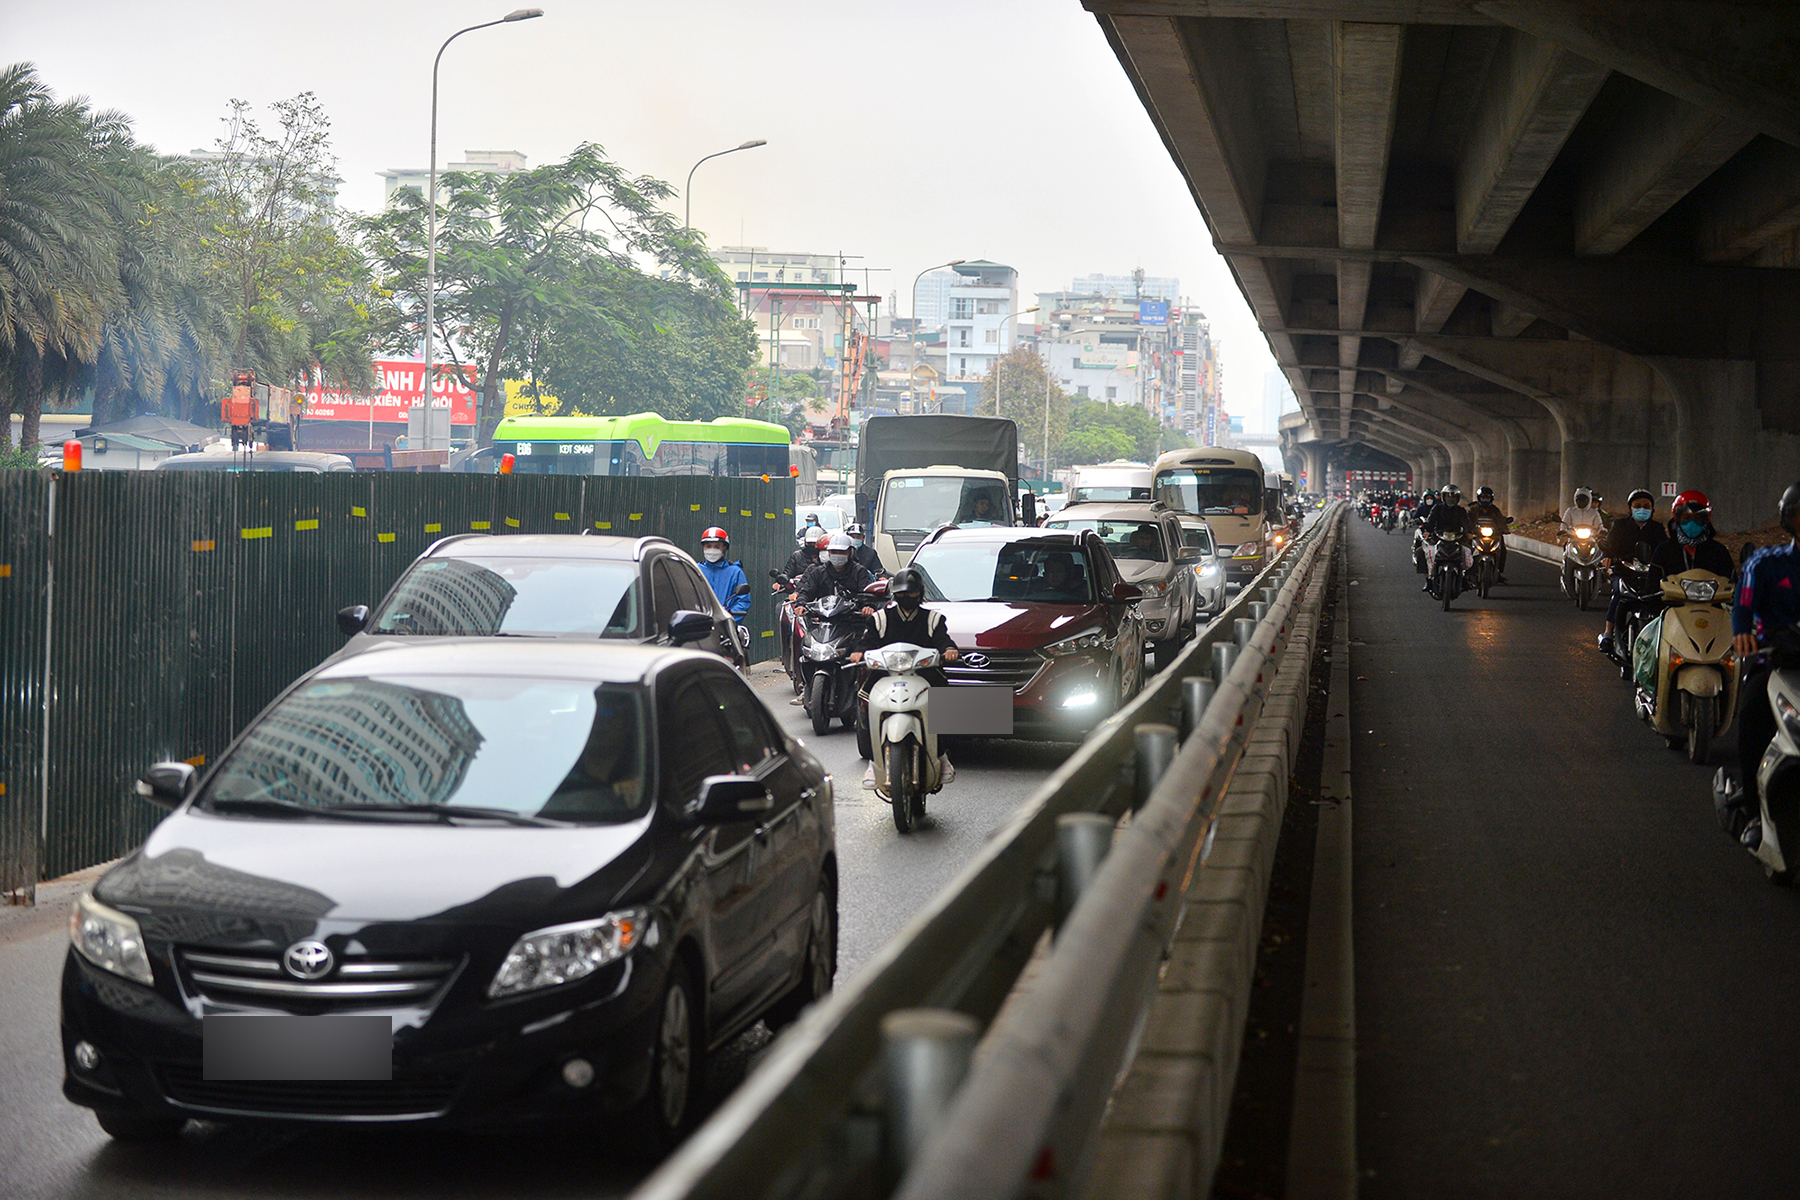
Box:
[336,534,749,669]
[61,640,835,1152]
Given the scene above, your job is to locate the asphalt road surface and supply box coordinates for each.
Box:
[1350,518,1800,1199]
[0,661,1074,1200]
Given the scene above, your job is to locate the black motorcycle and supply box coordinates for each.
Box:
[1427,532,1471,610]
[797,581,886,736]
[1472,517,1507,597]
[1606,561,1664,679]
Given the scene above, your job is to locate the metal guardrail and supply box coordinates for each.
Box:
[631,506,1343,1200]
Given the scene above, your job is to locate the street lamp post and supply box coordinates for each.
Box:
[684,139,767,231]
[426,8,542,448]
[990,306,1039,420]
[908,260,965,412]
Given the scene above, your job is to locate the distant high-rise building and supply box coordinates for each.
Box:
[943,262,1019,390]
[1068,271,1180,302]
[378,150,529,204]
[912,269,959,327]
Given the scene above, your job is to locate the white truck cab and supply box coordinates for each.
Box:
[873,466,1015,574]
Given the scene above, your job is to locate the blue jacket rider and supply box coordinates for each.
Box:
[697,527,751,619]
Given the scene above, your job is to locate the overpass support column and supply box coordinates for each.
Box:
[1508,448,1561,518]
[1649,359,1800,528]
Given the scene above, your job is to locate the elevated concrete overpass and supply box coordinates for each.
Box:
[1086,0,1800,519]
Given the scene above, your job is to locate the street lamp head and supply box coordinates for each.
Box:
[947,259,967,266]
[502,8,544,20]
[1023,306,1040,314]
[738,139,768,150]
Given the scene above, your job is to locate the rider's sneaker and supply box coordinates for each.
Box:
[1742,819,1764,850]
[789,695,805,706]
[938,755,955,785]
[1597,633,1614,657]
[862,765,877,789]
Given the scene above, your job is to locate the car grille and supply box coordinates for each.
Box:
[178,948,460,1010]
[158,1063,458,1118]
[944,650,1045,693]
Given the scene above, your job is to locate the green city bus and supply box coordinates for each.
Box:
[490,413,791,478]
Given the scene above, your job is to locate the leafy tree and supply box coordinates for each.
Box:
[358,143,754,439]
[977,348,1072,470]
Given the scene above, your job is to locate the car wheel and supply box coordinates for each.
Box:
[765,873,837,1031]
[96,1109,186,1141]
[622,960,701,1157]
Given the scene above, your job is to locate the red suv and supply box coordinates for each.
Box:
[908,527,1146,739]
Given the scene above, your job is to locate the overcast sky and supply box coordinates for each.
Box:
[10,0,1283,433]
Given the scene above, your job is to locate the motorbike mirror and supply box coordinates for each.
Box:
[135,761,196,811]
[692,775,775,823]
[767,568,786,581]
[1111,581,1143,604]
[865,578,889,597]
[667,610,716,645]
[337,604,370,636]
[731,583,752,597]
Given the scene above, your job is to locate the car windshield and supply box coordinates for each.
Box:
[1180,523,1216,555]
[372,557,638,637]
[911,540,1095,604]
[200,676,649,824]
[882,477,1009,533]
[1070,485,1152,504]
[1155,467,1264,516]
[1047,519,1166,562]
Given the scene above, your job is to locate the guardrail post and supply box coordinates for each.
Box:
[1234,617,1257,648]
[1248,601,1268,622]
[1056,813,1116,929]
[883,1008,980,1178]
[1211,641,1238,682]
[1260,586,1279,605]
[1180,676,1214,739]
[1134,723,1177,811]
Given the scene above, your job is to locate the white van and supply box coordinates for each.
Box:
[1065,460,1153,506]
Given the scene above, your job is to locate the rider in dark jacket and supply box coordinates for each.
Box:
[1600,489,1668,656]
[1725,484,1800,841]
[852,567,962,786]
[1650,490,1734,580]
[1421,485,1473,592]
[1467,485,1509,582]
[796,534,877,603]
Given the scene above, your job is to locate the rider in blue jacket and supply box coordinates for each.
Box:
[697,527,751,620]
[1725,484,1800,842]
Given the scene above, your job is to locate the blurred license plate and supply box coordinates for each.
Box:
[204,1015,391,1080]
[934,685,1013,736]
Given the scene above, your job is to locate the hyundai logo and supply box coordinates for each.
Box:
[283,940,334,981]
[962,652,991,669]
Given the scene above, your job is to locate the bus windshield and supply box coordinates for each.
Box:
[1155,467,1264,517]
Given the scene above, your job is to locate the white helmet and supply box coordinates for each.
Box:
[826,533,854,554]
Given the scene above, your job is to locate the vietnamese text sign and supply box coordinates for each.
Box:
[305,360,478,426]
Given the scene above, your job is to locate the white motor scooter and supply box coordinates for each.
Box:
[863,642,945,834]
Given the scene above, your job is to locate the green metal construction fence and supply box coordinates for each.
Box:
[0,471,796,899]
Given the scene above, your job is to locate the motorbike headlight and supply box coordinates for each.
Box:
[867,646,935,672]
[1480,526,1494,537]
[1044,629,1108,657]
[488,910,648,999]
[1679,579,1719,603]
[803,640,839,660]
[1779,694,1800,740]
[69,891,154,986]
[1574,528,1592,539]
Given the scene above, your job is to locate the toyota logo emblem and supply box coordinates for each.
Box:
[283,940,334,980]
[962,652,990,669]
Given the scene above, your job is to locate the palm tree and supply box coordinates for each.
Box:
[0,63,121,448]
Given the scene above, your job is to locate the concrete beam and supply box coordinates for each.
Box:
[1334,22,1405,425]
[1699,138,1800,263]
[1456,29,1610,254]
[1416,271,1467,335]
[1574,87,1756,256]
[1476,0,1800,148]
[1083,2,1498,22]
[1491,302,1537,337]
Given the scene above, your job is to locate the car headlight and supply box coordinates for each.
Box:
[69,892,154,986]
[1138,579,1170,596]
[1197,560,1222,578]
[488,910,648,999]
[1044,629,1108,657]
[1232,542,1262,558]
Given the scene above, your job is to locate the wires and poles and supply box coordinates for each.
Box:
[990,306,1039,420]
[426,8,543,446]
[684,139,767,230]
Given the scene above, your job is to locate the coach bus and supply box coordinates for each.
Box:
[1151,446,1270,587]
[489,413,791,478]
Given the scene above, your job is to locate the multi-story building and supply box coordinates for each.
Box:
[377,149,528,203]
[1068,271,1182,303]
[714,249,849,371]
[943,261,1020,391]
[912,269,959,328]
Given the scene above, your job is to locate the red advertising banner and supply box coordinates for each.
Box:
[304,359,478,425]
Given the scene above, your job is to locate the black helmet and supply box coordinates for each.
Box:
[1475,486,1494,504]
[1627,489,1655,509]
[890,567,926,605]
[1781,483,1800,535]
[1440,484,1462,505]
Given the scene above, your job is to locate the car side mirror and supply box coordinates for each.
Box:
[135,761,195,810]
[1111,581,1143,604]
[732,583,752,597]
[668,609,716,645]
[693,775,775,822]
[1177,546,1201,563]
[337,605,369,636]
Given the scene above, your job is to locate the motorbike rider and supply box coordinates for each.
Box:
[850,566,961,787]
[1599,489,1667,656]
[796,533,878,606]
[845,522,885,576]
[1420,484,1474,592]
[1724,484,1800,844]
[1650,491,1733,580]
[696,527,752,623]
[1467,485,1509,583]
[1561,487,1605,534]
[778,526,824,591]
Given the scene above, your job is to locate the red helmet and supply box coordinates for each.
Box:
[700,526,729,546]
[816,532,832,550]
[1671,490,1711,520]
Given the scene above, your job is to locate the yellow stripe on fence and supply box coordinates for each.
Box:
[294,519,319,531]
[425,523,442,533]
[241,527,272,540]
[378,533,396,543]
[471,521,492,530]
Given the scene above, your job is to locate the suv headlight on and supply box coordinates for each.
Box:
[1044,629,1109,657]
[489,910,649,999]
[1197,559,1223,578]
[70,891,154,986]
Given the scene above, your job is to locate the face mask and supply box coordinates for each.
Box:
[1632,507,1653,523]
[851,537,864,547]
[1680,519,1706,538]
[828,552,850,568]
[703,547,724,563]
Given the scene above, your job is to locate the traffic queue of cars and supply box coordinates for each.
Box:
[59,443,1289,1151]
